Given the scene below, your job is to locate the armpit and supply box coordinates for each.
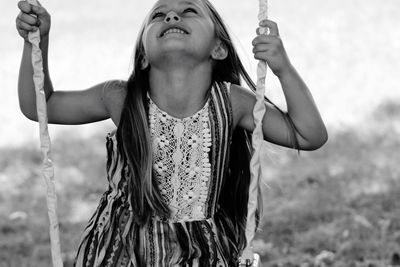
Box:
[102,80,127,125]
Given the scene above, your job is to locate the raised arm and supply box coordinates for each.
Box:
[16,1,114,125]
[232,19,327,151]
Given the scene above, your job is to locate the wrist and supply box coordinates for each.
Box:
[40,34,49,43]
[23,39,32,46]
[276,63,296,80]
[39,35,50,49]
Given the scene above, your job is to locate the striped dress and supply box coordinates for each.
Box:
[74,82,238,267]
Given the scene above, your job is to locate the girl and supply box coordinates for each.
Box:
[16,0,327,266]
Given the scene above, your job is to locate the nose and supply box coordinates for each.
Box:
[164,11,181,23]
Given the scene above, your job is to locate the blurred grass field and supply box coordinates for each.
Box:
[1,0,400,266]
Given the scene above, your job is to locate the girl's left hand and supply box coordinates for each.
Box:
[252,19,292,77]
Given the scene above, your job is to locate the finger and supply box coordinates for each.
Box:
[17,28,29,40]
[259,19,279,36]
[27,0,43,6]
[252,35,281,46]
[256,27,269,36]
[16,18,37,32]
[18,12,39,26]
[18,0,47,17]
[253,44,273,53]
[256,27,278,37]
[253,52,270,61]
[18,1,32,13]
[31,4,47,17]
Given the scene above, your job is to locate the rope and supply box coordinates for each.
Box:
[26,0,63,266]
[241,0,268,266]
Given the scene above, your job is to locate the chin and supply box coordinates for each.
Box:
[150,51,205,68]
[157,45,199,58]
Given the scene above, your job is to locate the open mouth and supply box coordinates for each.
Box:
[160,27,189,37]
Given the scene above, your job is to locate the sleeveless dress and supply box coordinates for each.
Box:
[74,82,236,267]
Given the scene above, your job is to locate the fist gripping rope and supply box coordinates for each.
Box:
[241,0,268,266]
[26,0,64,266]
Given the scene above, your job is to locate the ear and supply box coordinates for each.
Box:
[211,40,228,60]
[140,56,149,70]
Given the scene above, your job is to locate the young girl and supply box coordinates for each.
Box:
[16,0,327,266]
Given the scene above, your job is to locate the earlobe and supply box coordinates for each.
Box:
[211,41,228,60]
[140,56,149,70]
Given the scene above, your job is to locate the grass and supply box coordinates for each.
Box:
[1,101,400,266]
[253,100,400,266]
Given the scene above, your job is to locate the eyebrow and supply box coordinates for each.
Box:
[153,1,201,12]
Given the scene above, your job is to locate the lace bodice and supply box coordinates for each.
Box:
[149,97,212,221]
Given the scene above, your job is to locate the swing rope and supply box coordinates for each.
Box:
[26,0,63,266]
[241,0,268,266]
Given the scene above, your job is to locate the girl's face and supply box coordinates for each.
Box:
[141,0,218,67]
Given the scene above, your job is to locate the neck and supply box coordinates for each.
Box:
[148,63,213,118]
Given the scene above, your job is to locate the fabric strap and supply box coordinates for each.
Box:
[26,0,63,266]
[241,0,268,266]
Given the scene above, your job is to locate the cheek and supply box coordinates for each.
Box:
[201,29,218,51]
[142,29,156,55]
[142,34,150,54]
[200,22,217,46]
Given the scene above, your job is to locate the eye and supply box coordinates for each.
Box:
[184,8,198,14]
[152,11,165,20]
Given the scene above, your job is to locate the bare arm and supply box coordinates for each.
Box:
[16,1,112,125]
[232,71,327,151]
[232,19,327,151]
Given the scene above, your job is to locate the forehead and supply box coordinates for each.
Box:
[151,0,207,11]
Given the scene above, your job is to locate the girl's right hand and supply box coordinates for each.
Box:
[16,1,51,41]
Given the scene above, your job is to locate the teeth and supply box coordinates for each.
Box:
[163,28,186,36]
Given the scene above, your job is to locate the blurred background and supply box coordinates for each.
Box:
[1,0,400,266]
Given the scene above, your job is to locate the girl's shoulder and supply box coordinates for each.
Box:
[227,83,256,130]
[102,79,127,126]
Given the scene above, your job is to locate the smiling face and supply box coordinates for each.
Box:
[141,0,219,68]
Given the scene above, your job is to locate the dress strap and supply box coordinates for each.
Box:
[224,81,232,95]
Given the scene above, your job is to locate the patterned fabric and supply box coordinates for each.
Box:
[74,82,235,267]
[149,96,212,222]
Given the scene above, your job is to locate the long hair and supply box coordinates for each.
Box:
[116,0,299,249]
[116,24,170,225]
